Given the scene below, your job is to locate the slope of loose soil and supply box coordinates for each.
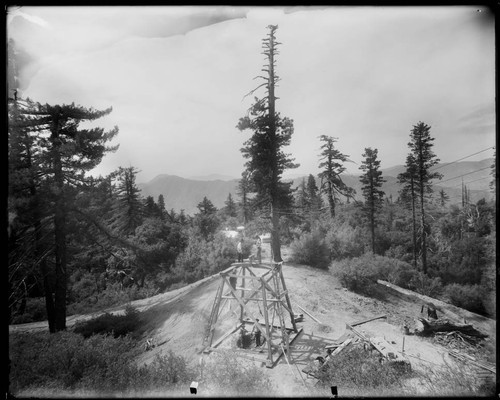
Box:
[9,244,496,397]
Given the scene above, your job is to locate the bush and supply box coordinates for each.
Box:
[202,350,274,396]
[10,297,47,324]
[73,305,141,339]
[317,343,411,392]
[290,230,330,269]
[325,222,366,260]
[171,231,242,284]
[9,330,194,395]
[444,283,485,314]
[9,330,138,393]
[330,254,380,295]
[408,272,443,298]
[67,283,156,317]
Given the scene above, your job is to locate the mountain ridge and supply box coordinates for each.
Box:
[138,158,494,215]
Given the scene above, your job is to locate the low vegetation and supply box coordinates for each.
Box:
[73,305,142,339]
[316,344,413,394]
[200,350,275,396]
[9,315,275,397]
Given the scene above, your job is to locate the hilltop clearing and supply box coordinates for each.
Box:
[10,245,495,397]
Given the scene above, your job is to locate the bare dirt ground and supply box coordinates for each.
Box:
[9,244,496,397]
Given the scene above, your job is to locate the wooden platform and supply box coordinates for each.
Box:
[204,320,303,368]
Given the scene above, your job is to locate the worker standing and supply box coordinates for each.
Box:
[237,238,243,262]
[255,236,262,264]
[253,319,262,347]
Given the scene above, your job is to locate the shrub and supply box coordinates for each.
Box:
[9,330,194,395]
[317,344,411,392]
[9,330,138,393]
[290,230,330,269]
[408,272,443,298]
[330,254,380,295]
[325,222,366,260]
[67,283,156,317]
[201,350,274,396]
[172,232,242,284]
[443,283,485,314]
[10,297,47,324]
[73,305,141,339]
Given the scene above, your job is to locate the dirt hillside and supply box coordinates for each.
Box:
[9,244,496,396]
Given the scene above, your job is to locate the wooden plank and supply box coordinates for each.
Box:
[369,337,410,364]
[223,273,264,281]
[326,338,352,359]
[345,323,369,341]
[351,314,387,327]
[268,327,303,368]
[295,304,322,324]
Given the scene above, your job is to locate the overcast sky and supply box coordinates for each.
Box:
[7,6,496,183]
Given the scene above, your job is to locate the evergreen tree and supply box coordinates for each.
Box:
[157,194,166,220]
[438,188,450,208]
[318,135,355,219]
[398,154,419,268]
[359,147,385,254]
[144,196,160,218]
[400,122,442,274]
[194,197,219,239]
[295,178,309,212]
[237,170,253,224]
[236,25,298,262]
[306,174,322,213]
[109,166,143,236]
[8,97,118,332]
[224,193,237,218]
[490,148,496,195]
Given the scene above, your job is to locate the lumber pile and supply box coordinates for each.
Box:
[415,318,487,339]
[369,336,411,370]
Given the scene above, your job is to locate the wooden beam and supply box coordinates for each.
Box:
[345,323,369,341]
[295,304,322,324]
[261,280,274,365]
[223,273,263,281]
[351,314,387,327]
[278,263,298,333]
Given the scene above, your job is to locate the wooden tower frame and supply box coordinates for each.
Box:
[203,260,301,368]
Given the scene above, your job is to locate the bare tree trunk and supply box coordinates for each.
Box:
[268,26,282,263]
[52,119,67,332]
[327,180,335,219]
[410,177,418,269]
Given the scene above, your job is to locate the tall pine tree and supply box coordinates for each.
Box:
[8,97,118,332]
[237,25,298,262]
[399,122,442,274]
[359,147,385,254]
[318,135,355,218]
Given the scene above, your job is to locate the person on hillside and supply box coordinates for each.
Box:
[255,236,262,264]
[237,238,243,262]
[253,318,262,347]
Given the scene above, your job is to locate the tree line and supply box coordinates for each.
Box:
[8,26,496,332]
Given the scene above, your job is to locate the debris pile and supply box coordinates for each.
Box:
[433,330,484,350]
[414,317,488,339]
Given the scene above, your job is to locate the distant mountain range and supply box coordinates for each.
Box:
[138,159,494,215]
